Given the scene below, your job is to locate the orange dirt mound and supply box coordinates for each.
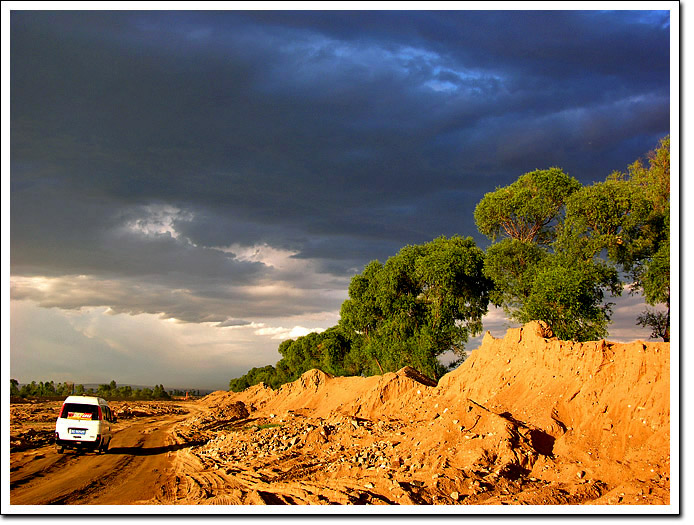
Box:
[172,321,670,506]
[436,322,670,488]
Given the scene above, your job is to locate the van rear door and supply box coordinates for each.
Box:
[59,403,100,441]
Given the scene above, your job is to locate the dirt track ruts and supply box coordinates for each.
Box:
[10,403,201,506]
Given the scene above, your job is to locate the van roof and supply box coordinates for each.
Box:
[63,395,108,405]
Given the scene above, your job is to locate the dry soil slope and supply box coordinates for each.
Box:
[436,322,670,490]
[201,321,670,504]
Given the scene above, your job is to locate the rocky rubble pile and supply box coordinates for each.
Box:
[10,401,63,424]
[111,402,188,420]
[10,428,56,452]
[10,401,63,453]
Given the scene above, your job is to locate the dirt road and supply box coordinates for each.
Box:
[10,405,201,506]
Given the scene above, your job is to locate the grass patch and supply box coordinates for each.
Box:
[257,423,282,430]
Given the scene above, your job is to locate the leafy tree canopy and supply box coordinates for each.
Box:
[483,238,547,310]
[339,235,491,378]
[560,136,670,340]
[229,327,356,392]
[474,167,581,245]
[477,167,618,341]
[517,256,620,341]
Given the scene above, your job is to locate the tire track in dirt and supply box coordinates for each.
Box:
[10,406,202,506]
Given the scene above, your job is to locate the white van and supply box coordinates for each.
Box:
[54,396,116,454]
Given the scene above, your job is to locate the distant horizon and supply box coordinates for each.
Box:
[11,380,218,395]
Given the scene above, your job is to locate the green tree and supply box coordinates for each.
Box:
[474,167,581,245]
[339,235,491,379]
[636,309,669,341]
[476,167,618,341]
[482,238,547,311]
[157,384,171,399]
[518,256,620,341]
[228,237,490,390]
[229,327,356,392]
[138,387,153,399]
[55,382,72,396]
[561,136,670,341]
[97,383,112,398]
[229,364,284,392]
[10,379,20,397]
[560,176,650,262]
[338,260,384,342]
[625,136,670,341]
[318,328,356,376]
[116,385,133,398]
[20,381,38,397]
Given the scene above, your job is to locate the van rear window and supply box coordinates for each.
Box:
[60,403,100,420]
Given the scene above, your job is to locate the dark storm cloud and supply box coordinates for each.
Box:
[10,182,266,280]
[10,9,670,320]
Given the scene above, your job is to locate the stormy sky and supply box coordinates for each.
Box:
[7,6,673,390]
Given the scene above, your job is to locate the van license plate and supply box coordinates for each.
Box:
[69,429,86,435]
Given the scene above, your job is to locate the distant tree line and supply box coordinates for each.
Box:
[10,379,78,398]
[229,136,670,391]
[8,379,196,400]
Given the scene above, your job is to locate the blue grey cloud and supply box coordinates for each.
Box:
[10,9,670,321]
